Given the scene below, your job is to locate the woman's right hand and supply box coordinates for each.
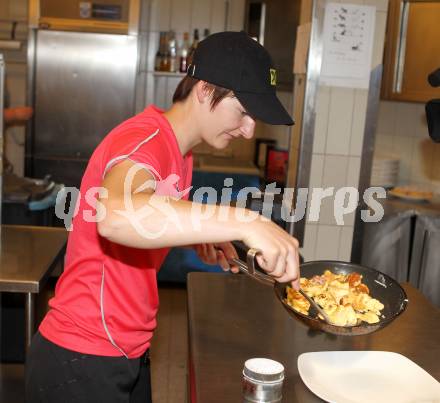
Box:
[240,214,300,289]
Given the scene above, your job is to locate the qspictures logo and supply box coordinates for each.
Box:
[55,163,387,239]
[56,162,192,239]
[112,163,192,239]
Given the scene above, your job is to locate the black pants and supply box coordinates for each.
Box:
[25,332,152,403]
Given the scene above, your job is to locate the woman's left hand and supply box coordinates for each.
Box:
[193,242,240,273]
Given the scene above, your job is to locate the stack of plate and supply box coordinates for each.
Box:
[370,154,400,188]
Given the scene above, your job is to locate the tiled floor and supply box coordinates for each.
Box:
[151,285,188,403]
[0,363,24,403]
[0,284,188,403]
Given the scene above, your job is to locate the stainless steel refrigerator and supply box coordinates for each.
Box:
[26,0,142,187]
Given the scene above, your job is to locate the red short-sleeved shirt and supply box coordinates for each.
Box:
[39,105,193,358]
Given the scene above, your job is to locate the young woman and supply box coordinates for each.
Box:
[25,31,300,403]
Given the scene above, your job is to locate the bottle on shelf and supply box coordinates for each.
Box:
[187,28,199,67]
[203,28,210,40]
[160,31,171,72]
[168,30,177,73]
[179,32,190,73]
[154,32,165,71]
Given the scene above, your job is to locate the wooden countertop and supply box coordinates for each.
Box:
[187,272,440,403]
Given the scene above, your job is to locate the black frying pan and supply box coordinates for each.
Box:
[230,245,408,336]
[274,260,408,336]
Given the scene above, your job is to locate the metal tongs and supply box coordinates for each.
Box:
[229,246,334,326]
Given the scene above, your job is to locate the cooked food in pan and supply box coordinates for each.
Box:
[285,270,384,326]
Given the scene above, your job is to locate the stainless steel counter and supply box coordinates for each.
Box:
[0,225,67,293]
[187,273,440,403]
[0,225,67,347]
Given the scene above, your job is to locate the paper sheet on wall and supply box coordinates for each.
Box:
[320,3,376,89]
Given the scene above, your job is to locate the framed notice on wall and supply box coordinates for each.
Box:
[320,2,376,89]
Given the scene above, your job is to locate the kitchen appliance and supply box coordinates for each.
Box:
[244,0,300,91]
[361,210,413,283]
[409,214,440,307]
[231,245,408,336]
[26,0,142,187]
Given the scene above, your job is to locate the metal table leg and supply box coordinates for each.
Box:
[25,292,35,351]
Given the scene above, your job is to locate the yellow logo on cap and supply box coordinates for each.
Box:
[270,69,277,86]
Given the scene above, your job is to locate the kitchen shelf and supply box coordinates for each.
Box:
[194,156,260,175]
[152,71,186,77]
[0,40,21,50]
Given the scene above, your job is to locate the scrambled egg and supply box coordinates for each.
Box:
[285,270,384,326]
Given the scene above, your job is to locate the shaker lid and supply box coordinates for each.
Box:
[243,358,285,383]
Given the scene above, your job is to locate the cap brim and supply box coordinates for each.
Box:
[235,91,294,126]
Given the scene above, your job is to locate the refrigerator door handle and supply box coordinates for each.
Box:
[416,229,429,289]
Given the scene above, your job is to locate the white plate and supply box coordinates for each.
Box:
[298,351,440,403]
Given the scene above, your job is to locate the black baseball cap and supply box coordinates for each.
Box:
[187,31,294,126]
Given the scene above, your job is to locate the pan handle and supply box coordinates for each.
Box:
[228,243,275,286]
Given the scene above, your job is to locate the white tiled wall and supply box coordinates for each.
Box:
[300,0,389,262]
[145,0,297,155]
[375,100,440,192]
[350,90,369,156]
[145,0,246,109]
[313,86,330,154]
[326,88,355,155]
